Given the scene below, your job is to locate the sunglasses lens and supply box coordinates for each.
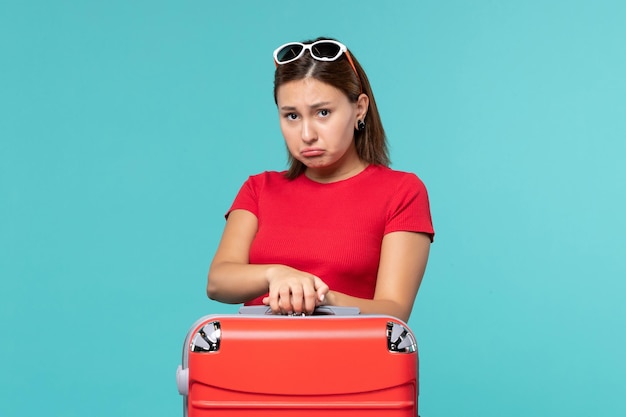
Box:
[311,42,342,59]
[276,44,304,63]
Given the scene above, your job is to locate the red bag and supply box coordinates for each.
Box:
[176,306,419,416]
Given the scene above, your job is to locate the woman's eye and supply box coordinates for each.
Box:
[318,109,330,117]
[285,113,298,120]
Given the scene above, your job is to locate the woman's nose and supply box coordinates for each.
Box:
[301,120,317,143]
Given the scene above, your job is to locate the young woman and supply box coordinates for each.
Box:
[207,38,434,322]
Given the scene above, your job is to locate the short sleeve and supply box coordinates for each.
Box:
[225,176,260,219]
[384,174,435,241]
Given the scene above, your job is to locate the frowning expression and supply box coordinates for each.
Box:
[276,78,367,176]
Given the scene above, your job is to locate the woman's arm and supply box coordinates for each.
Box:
[322,231,431,322]
[207,209,271,303]
[207,209,328,313]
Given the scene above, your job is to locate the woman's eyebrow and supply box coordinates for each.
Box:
[279,101,332,111]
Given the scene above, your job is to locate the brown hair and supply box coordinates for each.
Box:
[273,37,390,179]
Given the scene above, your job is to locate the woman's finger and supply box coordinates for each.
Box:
[278,285,293,314]
[290,286,304,314]
[313,276,330,303]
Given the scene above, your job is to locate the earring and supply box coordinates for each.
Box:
[357,120,366,131]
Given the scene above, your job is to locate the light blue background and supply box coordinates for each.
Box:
[1,1,625,416]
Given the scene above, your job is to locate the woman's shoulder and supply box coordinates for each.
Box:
[245,170,289,183]
[239,170,291,192]
[368,165,427,188]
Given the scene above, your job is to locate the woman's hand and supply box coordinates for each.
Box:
[262,265,329,315]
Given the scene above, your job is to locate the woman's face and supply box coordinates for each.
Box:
[276,78,368,180]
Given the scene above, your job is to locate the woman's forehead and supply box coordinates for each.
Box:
[276,78,348,107]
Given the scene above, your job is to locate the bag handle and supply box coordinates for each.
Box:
[238,305,360,316]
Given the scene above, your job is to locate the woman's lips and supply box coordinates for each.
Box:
[301,148,324,157]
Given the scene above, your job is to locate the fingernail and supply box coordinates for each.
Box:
[319,294,325,302]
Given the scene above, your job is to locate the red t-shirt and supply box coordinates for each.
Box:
[227,164,434,305]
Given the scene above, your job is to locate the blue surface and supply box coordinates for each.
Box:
[1,1,625,416]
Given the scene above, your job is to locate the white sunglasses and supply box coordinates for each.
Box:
[273,40,348,64]
[273,40,362,92]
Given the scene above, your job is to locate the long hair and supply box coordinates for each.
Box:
[273,37,390,179]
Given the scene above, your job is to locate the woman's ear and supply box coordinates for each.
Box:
[355,93,370,126]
